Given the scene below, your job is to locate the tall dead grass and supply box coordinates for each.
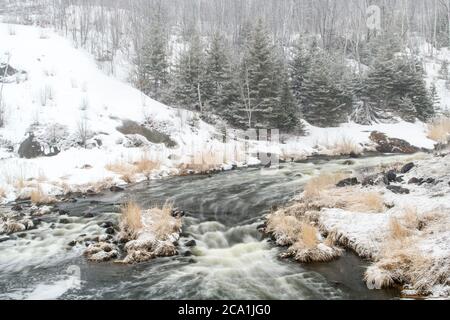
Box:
[30,185,55,205]
[303,172,348,199]
[120,201,143,238]
[266,213,302,246]
[329,137,362,156]
[427,116,450,143]
[0,187,5,199]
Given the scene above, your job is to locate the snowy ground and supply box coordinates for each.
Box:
[0,23,446,205]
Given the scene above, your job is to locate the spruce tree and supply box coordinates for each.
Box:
[172,32,205,111]
[136,18,169,101]
[236,19,281,129]
[203,33,234,115]
[300,51,352,127]
[275,74,303,133]
[439,60,449,80]
[290,40,311,104]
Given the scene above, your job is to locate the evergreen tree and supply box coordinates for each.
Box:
[203,33,234,115]
[172,32,205,111]
[136,18,169,101]
[300,51,353,127]
[290,40,311,104]
[439,60,449,80]
[235,19,282,129]
[274,74,303,133]
[430,82,441,115]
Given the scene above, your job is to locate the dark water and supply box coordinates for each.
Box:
[0,155,412,300]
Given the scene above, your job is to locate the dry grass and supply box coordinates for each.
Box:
[106,161,136,183]
[120,201,143,238]
[328,137,362,156]
[106,153,161,182]
[134,153,161,177]
[180,151,221,173]
[427,116,450,143]
[266,213,302,246]
[0,187,5,199]
[30,186,55,205]
[303,172,348,199]
[389,217,411,241]
[147,202,181,240]
[299,222,319,248]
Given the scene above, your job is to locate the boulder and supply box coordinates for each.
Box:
[369,131,420,154]
[384,170,397,184]
[336,177,359,187]
[18,134,60,159]
[400,162,415,174]
[408,177,423,185]
[184,239,197,247]
[387,185,410,195]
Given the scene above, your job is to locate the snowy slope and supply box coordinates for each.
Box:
[0,23,225,203]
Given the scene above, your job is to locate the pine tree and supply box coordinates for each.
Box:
[203,33,234,115]
[290,40,311,104]
[274,74,303,133]
[430,82,441,115]
[236,19,282,129]
[136,18,169,101]
[300,51,352,127]
[172,32,205,111]
[439,60,449,80]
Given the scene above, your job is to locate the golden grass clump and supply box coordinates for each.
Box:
[299,222,319,248]
[330,137,362,156]
[147,202,181,240]
[30,186,55,205]
[427,116,450,143]
[388,217,411,241]
[266,213,302,246]
[0,187,5,199]
[105,161,136,183]
[303,172,348,199]
[134,155,160,174]
[120,201,143,238]
[179,151,222,173]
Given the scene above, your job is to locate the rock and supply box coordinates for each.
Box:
[84,242,118,262]
[400,162,415,174]
[99,221,114,229]
[184,240,197,247]
[387,185,410,195]
[58,209,69,215]
[171,209,185,218]
[369,131,420,154]
[183,251,193,257]
[336,177,359,187]
[384,170,397,184]
[109,186,124,192]
[342,160,355,166]
[68,240,77,247]
[83,212,94,218]
[408,177,423,185]
[105,227,115,235]
[0,236,10,243]
[58,218,71,224]
[18,134,60,159]
[11,204,23,211]
[395,176,404,183]
[81,164,93,169]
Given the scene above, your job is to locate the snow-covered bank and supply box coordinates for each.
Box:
[264,153,450,298]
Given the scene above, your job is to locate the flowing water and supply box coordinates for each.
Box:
[0,154,418,300]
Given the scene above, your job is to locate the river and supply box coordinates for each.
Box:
[0,154,417,299]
